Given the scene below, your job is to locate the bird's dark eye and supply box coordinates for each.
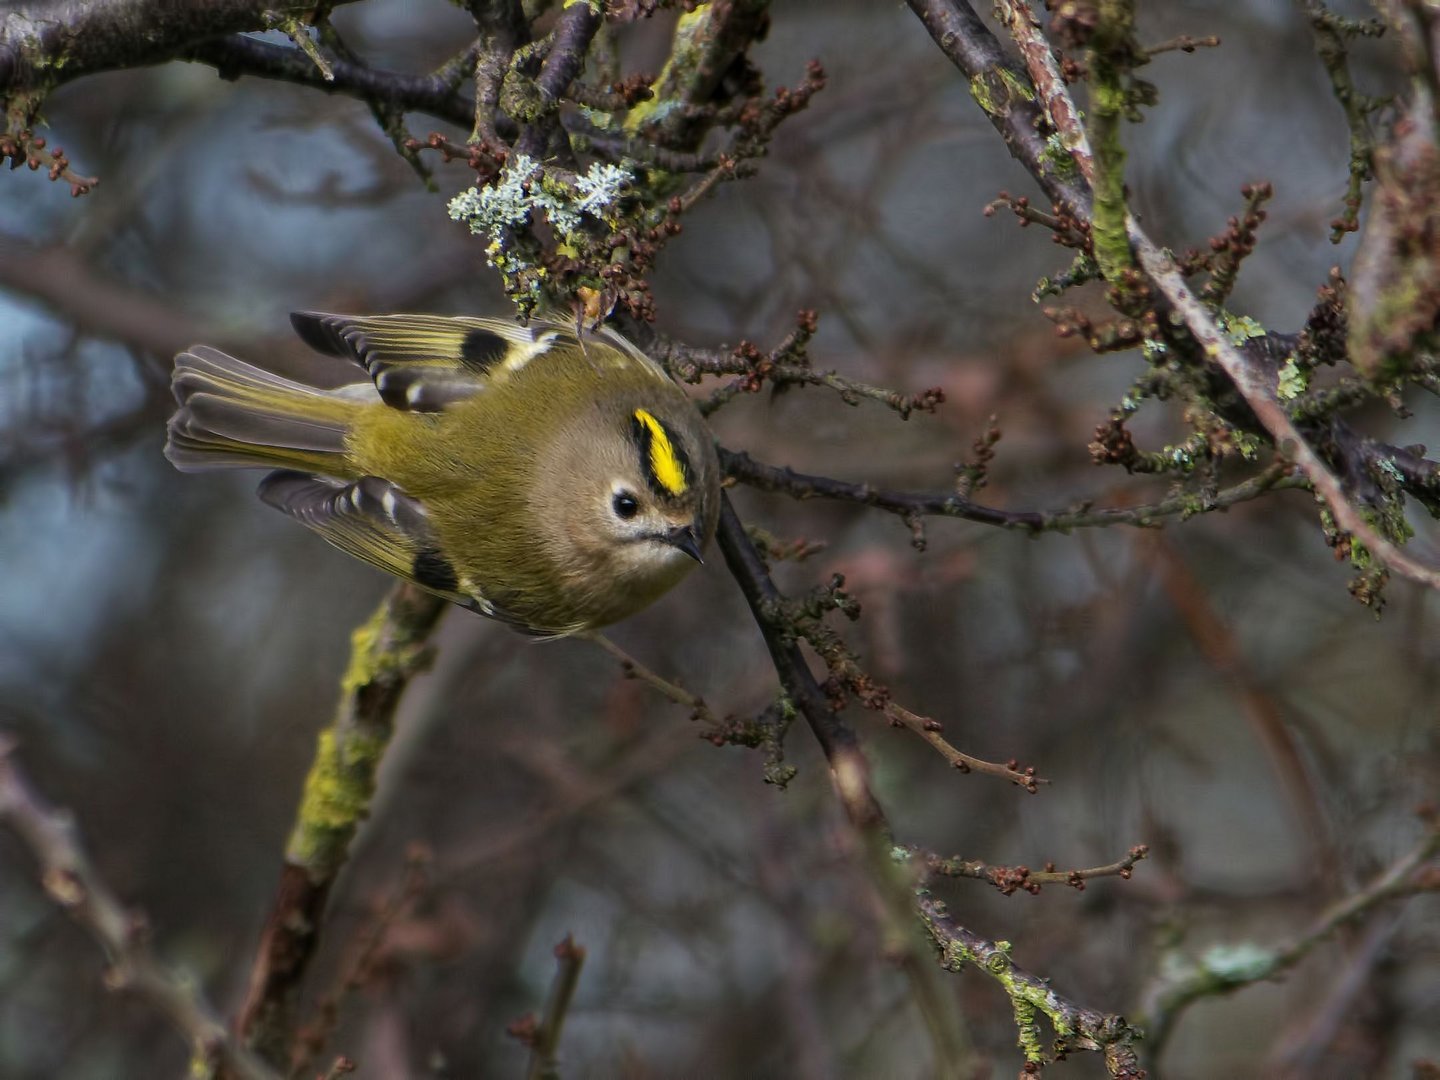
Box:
[612,491,640,520]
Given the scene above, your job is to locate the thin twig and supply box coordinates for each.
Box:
[925,844,1150,896]
[314,18,430,185]
[883,701,1045,791]
[290,847,433,1077]
[1143,34,1221,57]
[655,337,944,419]
[586,633,797,784]
[264,13,333,81]
[526,936,587,1080]
[0,739,278,1080]
[722,446,1302,534]
[1139,817,1440,1050]
[914,885,1147,1074]
[186,35,474,128]
[1296,0,1387,241]
[585,632,714,723]
[1142,536,1337,876]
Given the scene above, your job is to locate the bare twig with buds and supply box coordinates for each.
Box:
[0,739,277,1080]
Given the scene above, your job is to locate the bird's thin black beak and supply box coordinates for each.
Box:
[661,524,704,564]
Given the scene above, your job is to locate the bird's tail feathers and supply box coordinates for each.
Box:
[165,345,369,475]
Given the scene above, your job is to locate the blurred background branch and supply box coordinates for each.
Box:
[0,740,277,1080]
[0,1,1437,1077]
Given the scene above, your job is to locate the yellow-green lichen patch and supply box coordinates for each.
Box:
[286,727,388,870]
[968,66,1035,118]
[1277,356,1308,400]
[1218,311,1267,345]
[339,603,391,697]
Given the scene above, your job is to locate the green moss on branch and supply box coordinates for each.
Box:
[1086,0,1139,280]
[285,585,446,874]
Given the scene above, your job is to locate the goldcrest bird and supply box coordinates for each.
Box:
[165,312,720,636]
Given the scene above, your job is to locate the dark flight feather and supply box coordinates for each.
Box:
[289,311,560,412]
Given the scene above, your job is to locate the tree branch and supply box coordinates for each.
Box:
[0,739,278,1080]
[521,935,587,1080]
[623,0,774,151]
[1139,816,1440,1053]
[883,700,1045,791]
[0,1,360,92]
[915,889,1147,1075]
[513,1,603,159]
[238,584,446,1068]
[904,0,1091,219]
[585,631,715,725]
[715,494,887,828]
[716,494,1143,1074]
[0,232,211,357]
[925,844,1150,896]
[184,35,475,129]
[721,446,1302,535]
[920,0,1440,594]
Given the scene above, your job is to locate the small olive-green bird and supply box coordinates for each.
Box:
[165,312,720,636]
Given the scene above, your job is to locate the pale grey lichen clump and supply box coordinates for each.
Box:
[446,157,634,311]
[1198,941,1275,983]
[446,156,633,247]
[446,154,538,236]
[1158,940,1276,989]
[447,156,540,299]
[570,162,631,221]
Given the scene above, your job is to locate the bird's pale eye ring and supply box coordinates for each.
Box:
[612,490,640,520]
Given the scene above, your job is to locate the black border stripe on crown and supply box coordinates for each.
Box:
[629,409,690,498]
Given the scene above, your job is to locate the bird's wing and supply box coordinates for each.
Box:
[289,311,671,412]
[289,311,566,412]
[257,470,520,624]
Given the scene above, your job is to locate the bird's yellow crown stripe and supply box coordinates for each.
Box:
[633,408,688,496]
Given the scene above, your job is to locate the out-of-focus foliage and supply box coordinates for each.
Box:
[0,2,1436,1078]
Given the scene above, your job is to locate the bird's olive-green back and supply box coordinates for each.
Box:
[345,336,718,632]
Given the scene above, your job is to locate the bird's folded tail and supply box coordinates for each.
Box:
[165,345,370,475]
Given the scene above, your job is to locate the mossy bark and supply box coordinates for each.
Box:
[240,583,446,1067]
